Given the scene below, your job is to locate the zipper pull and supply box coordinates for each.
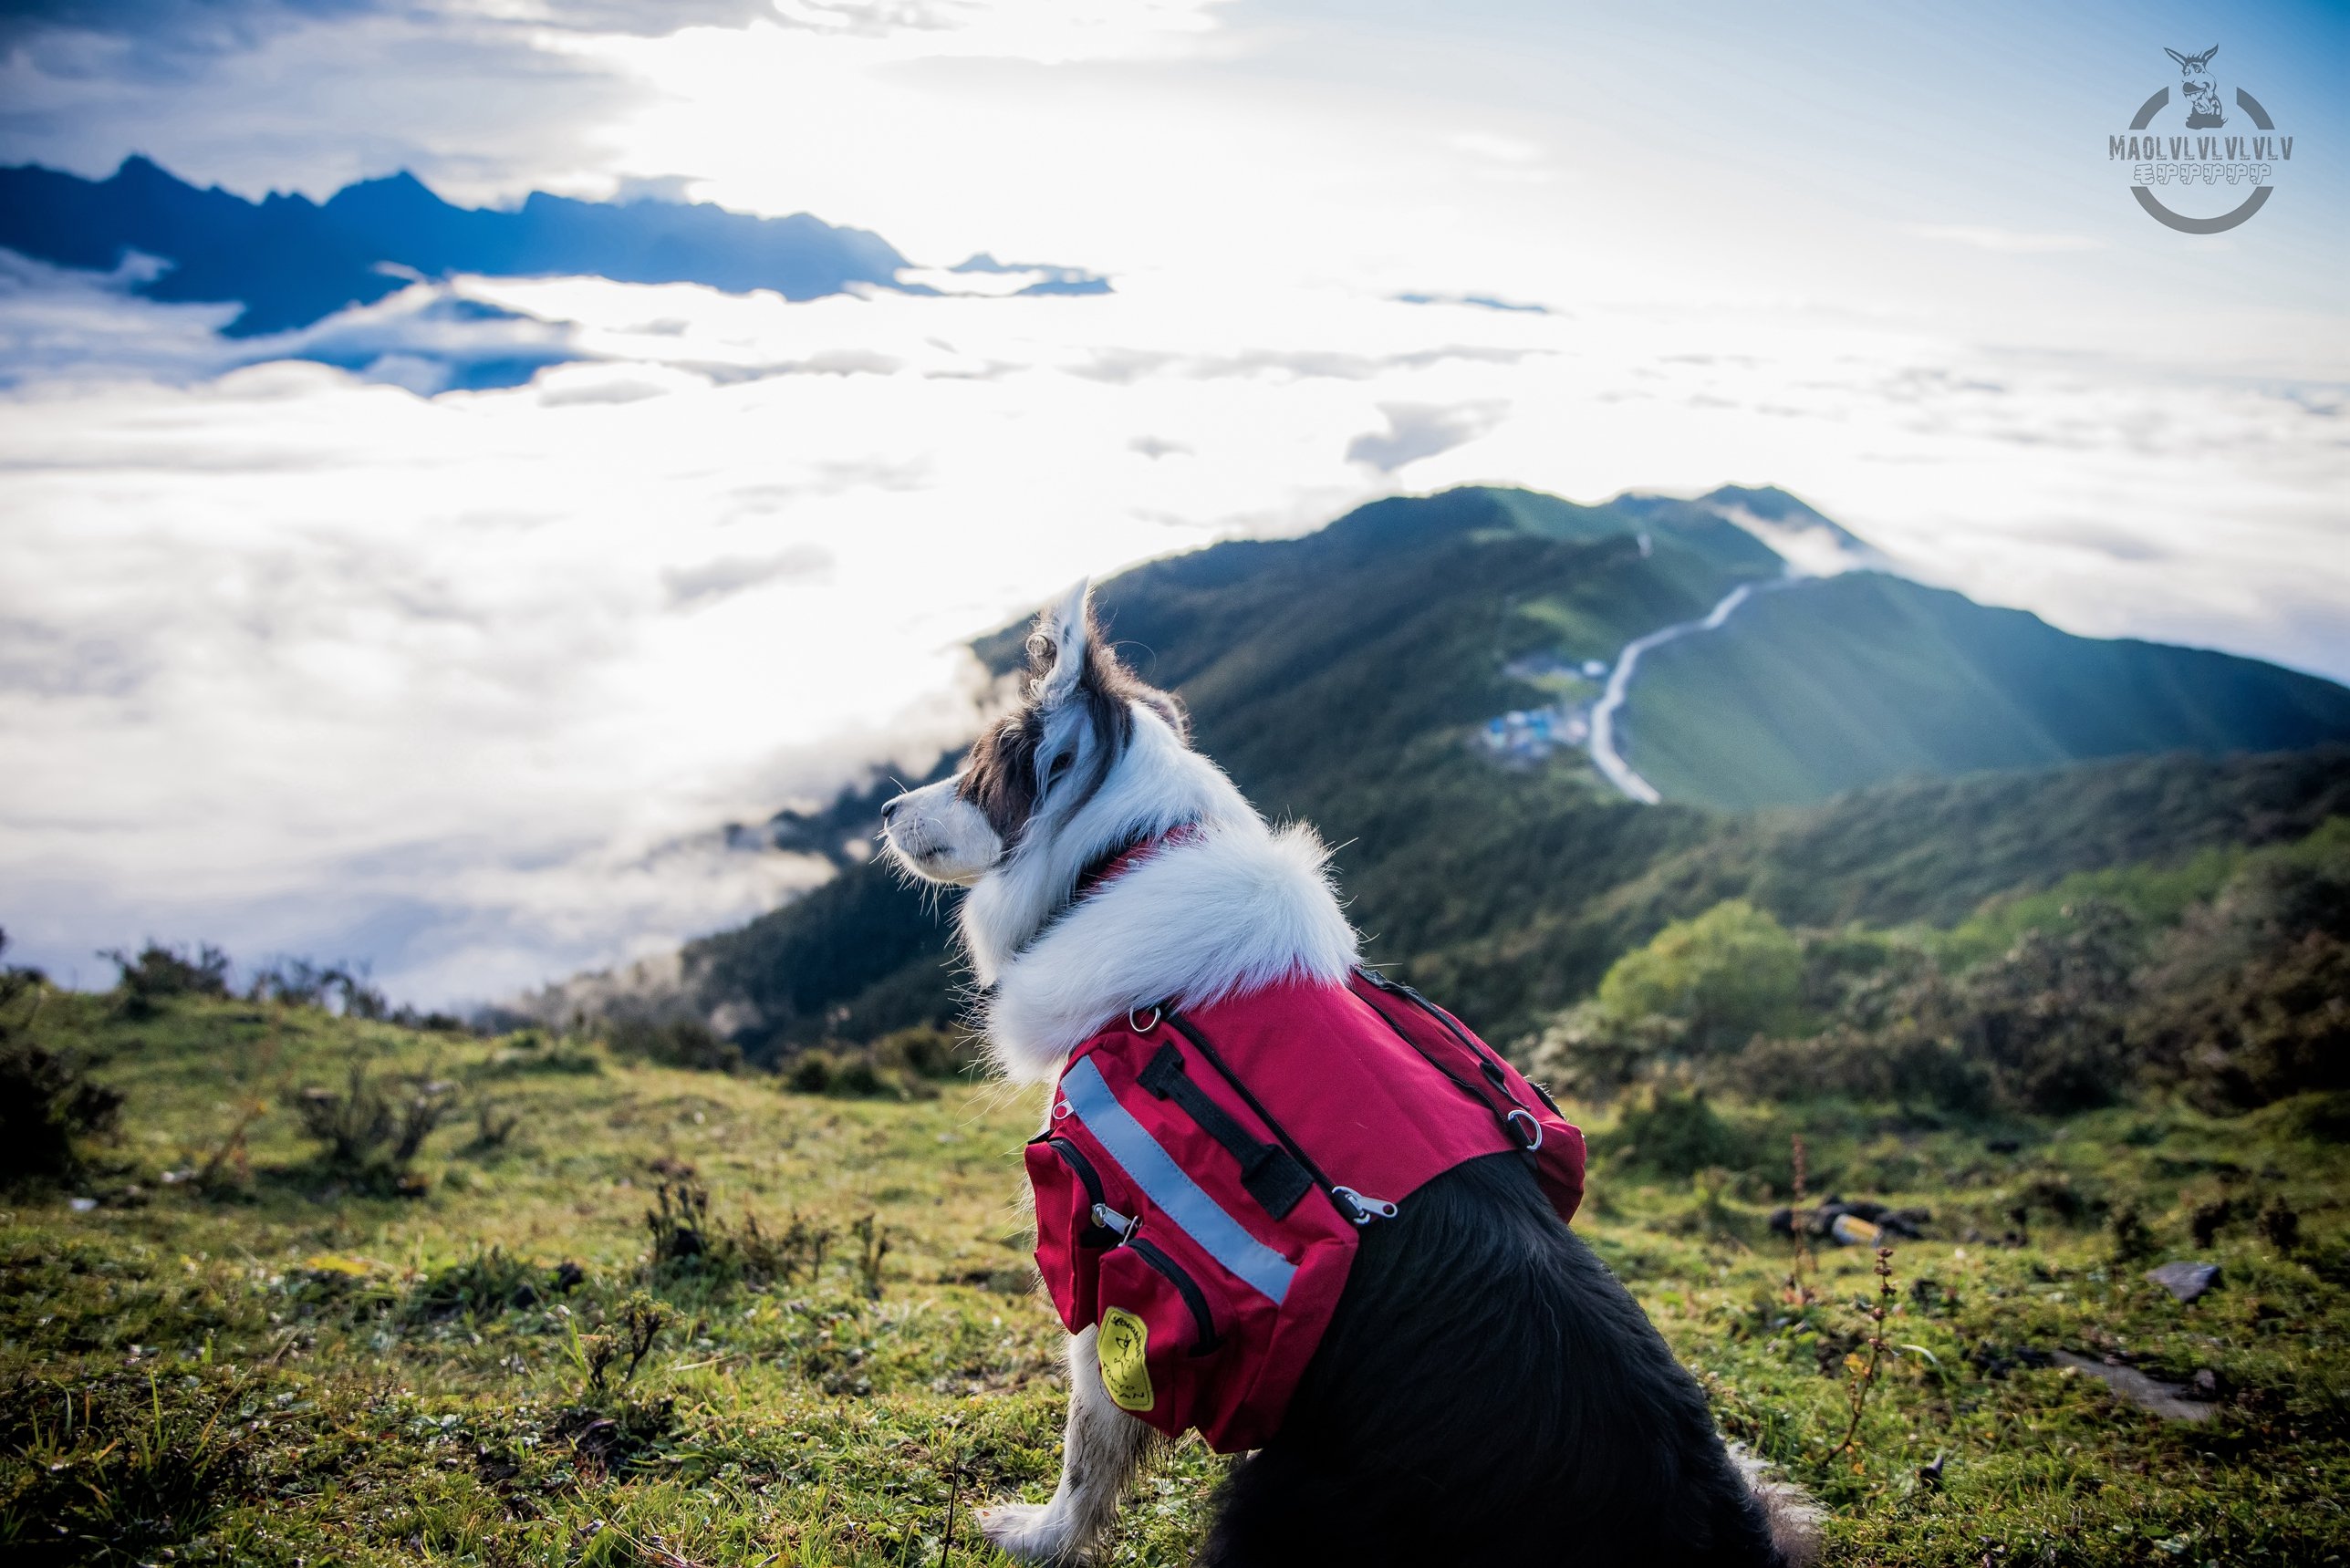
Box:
[1090,1202,1139,1241]
[1331,1186,1399,1226]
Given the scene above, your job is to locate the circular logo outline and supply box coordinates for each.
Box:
[2129,87,2277,234]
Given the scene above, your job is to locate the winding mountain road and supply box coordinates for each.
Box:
[1587,576,1788,803]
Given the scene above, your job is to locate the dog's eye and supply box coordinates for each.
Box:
[1045,750,1076,788]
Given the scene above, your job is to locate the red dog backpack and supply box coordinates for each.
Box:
[1025,967,1586,1453]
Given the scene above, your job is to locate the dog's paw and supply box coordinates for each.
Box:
[976,1501,1083,1564]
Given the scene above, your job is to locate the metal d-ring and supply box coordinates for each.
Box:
[1128,1003,1162,1033]
[1505,1107,1544,1151]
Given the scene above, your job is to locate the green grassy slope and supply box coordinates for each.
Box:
[1625,573,2350,810]
[7,992,2349,1564]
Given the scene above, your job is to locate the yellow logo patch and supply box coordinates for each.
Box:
[1097,1307,1154,1412]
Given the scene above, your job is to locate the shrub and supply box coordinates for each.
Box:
[104,941,230,1018]
[1521,1002,1678,1101]
[405,1247,554,1321]
[833,1053,887,1097]
[295,1060,453,1188]
[870,1024,980,1079]
[467,1098,520,1152]
[786,1048,837,1094]
[1595,1087,1754,1178]
[779,1044,928,1099]
[849,1212,892,1299]
[1990,916,2137,1110]
[1725,1025,1993,1116]
[1594,900,1805,1056]
[607,1015,743,1073]
[0,937,124,1183]
[2107,1201,2158,1263]
[246,958,389,1019]
[2257,1195,2302,1254]
[2132,848,2350,1110]
[645,1177,832,1290]
[477,1029,603,1076]
[572,1291,672,1393]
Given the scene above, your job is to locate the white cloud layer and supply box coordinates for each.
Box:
[2,262,2343,1004]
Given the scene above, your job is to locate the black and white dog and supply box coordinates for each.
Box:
[880,583,1820,1567]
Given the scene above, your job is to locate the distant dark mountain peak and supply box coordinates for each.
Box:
[0,156,1107,343]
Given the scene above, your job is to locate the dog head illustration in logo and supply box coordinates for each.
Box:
[2166,46,2225,129]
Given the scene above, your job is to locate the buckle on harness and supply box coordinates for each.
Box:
[1128,1004,1162,1033]
[1331,1186,1398,1225]
[1505,1108,1544,1151]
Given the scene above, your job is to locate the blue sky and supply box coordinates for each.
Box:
[0,0,2343,1002]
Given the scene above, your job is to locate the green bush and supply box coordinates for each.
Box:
[869,1024,979,1079]
[1594,900,1804,1056]
[786,1049,837,1094]
[294,1060,452,1189]
[606,1015,744,1073]
[1521,1001,1677,1101]
[1594,1087,1754,1178]
[779,1042,934,1100]
[2130,837,2350,1110]
[0,934,123,1183]
[104,941,230,1019]
[1724,1028,1992,1116]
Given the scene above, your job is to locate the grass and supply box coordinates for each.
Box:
[5,993,2348,1564]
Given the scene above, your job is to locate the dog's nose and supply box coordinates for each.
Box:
[880,796,904,826]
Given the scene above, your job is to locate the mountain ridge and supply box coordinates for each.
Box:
[546,483,2349,1057]
[0,156,1104,337]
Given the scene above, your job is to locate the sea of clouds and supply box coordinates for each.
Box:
[3,254,2342,1006]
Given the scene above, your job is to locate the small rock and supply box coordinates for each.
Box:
[2054,1350,2216,1422]
[68,1197,96,1212]
[2145,1262,2220,1303]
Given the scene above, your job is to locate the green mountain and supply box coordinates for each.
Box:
[666,484,2350,1056]
[1626,571,2350,811]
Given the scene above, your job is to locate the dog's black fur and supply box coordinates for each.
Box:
[1202,1153,1788,1567]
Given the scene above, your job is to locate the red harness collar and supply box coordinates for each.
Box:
[1072,822,1204,900]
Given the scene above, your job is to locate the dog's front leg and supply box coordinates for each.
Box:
[979,1326,1160,1563]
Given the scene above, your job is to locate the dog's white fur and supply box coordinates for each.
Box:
[983,814,1359,1082]
[1732,1445,1826,1567]
[880,582,1820,1565]
[884,580,1359,1085]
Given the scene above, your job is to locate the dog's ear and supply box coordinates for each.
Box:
[1025,578,1094,708]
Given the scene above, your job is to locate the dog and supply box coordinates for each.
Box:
[879,581,1821,1566]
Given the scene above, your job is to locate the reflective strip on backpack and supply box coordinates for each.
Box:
[1061,1056,1298,1305]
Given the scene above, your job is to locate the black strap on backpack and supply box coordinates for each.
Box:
[1152,1008,1395,1226]
[1351,967,1550,1157]
[1138,1044,1313,1220]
